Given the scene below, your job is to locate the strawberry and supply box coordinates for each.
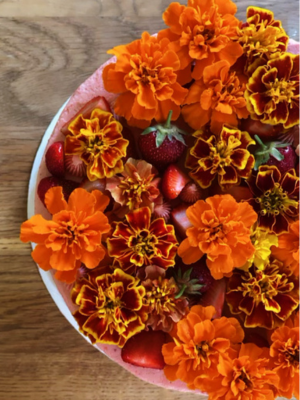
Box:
[171,203,192,238]
[175,258,215,298]
[138,111,187,170]
[79,177,106,193]
[254,135,297,174]
[37,176,79,205]
[45,141,65,178]
[121,330,166,369]
[65,154,86,178]
[161,164,190,200]
[199,278,226,319]
[240,117,283,141]
[179,182,202,203]
[61,96,111,135]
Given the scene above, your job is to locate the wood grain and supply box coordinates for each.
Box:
[0,1,298,399]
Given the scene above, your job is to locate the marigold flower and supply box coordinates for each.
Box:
[178,195,257,279]
[65,108,128,181]
[226,259,299,330]
[160,0,243,80]
[106,158,161,217]
[186,126,255,189]
[20,187,111,283]
[182,60,249,133]
[162,305,244,390]
[272,220,299,276]
[240,227,278,271]
[238,6,289,74]
[140,265,188,332]
[270,325,299,399]
[245,53,299,129]
[102,32,188,129]
[197,343,279,400]
[71,268,147,347]
[107,207,178,274]
[247,166,299,234]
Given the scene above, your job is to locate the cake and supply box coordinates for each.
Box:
[21,1,299,398]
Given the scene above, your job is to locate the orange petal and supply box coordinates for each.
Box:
[80,246,106,269]
[20,215,55,243]
[163,2,186,35]
[192,53,215,80]
[114,92,136,121]
[31,244,52,271]
[215,0,237,15]
[102,63,127,94]
[50,247,77,271]
[91,190,110,213]
[45,186,68,215]
[178,238,203,264]
[218,41,243,67]
[55,265,80,283]
[182,103,211,130]
[67,188,96,215]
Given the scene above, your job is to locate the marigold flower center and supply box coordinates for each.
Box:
[146,277,177,310]
[196,340,211,361]
[279,339,300,368]
[266,78,297,104]
[56,216,86,246]
[234,366,253,390]
[130,57,159,85]
[256,183,298,216]
[119,178,151,209]
[128,230,158,256]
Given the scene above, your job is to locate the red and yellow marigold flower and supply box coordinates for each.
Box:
[226,259,299,330]
[178,195,257,279]
[238,6,289,74]
[20,187,111,283]
[65,108,128,181]
[162,305,244,390]
[270,324,299,399]
[140,265,188,332]
[272,220,299,276]
[182,60,249,133]
[102,32,188,129]
[71,267,147,347]
[247,166,299,234]
[107,207,178,274]
[160,0,243,80]
[197,343,279,400]
[245,53,299,129]
[186,126,255,189]
[106,158,161,217]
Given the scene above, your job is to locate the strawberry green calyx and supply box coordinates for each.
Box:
[254,135,287,170]
[174,268,204,299]
[141,110,187,148]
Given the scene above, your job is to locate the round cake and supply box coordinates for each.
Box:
[21,1,299,398]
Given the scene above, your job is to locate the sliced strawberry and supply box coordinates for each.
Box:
[45,141,65,178]
[121,330,166,369]
[61,96,111,135]
[161,164,190,200]
[180,182,202,203]
[79,177,106,193]
[240,117,283,141]
[210,184,252,202]
[171,203,192,238]
[65,154,86,178]
[37,176,79,205]
[199,278,226,319]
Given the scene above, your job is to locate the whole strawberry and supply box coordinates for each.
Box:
[254,135,296,174]
[45,141,65,178]
[138,111,187,170]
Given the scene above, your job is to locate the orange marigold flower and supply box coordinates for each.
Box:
[272,220,299,276]
[20,187,111,283]
[162,305,244,390]
[178,195,257,279]
[71,268,147,347]
[238,6,289,74]
[270,324,299,399]
[140,265,188,332]
[160,0,243,80]
[107,207,178,274]
[106,158,161,217]
[226,259,299,330]
[65,108,128,181]
[102,32,188,129]
[197,343,279,400]
[245,53,299,129]
[186,125,255,189]
[182,60,249,134]
[247,166,299,234]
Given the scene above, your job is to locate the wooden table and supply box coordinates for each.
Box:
[0,1,298,399]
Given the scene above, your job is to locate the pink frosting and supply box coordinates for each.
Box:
[34,39,299,394]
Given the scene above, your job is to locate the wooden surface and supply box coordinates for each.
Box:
[0,1,298,399]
